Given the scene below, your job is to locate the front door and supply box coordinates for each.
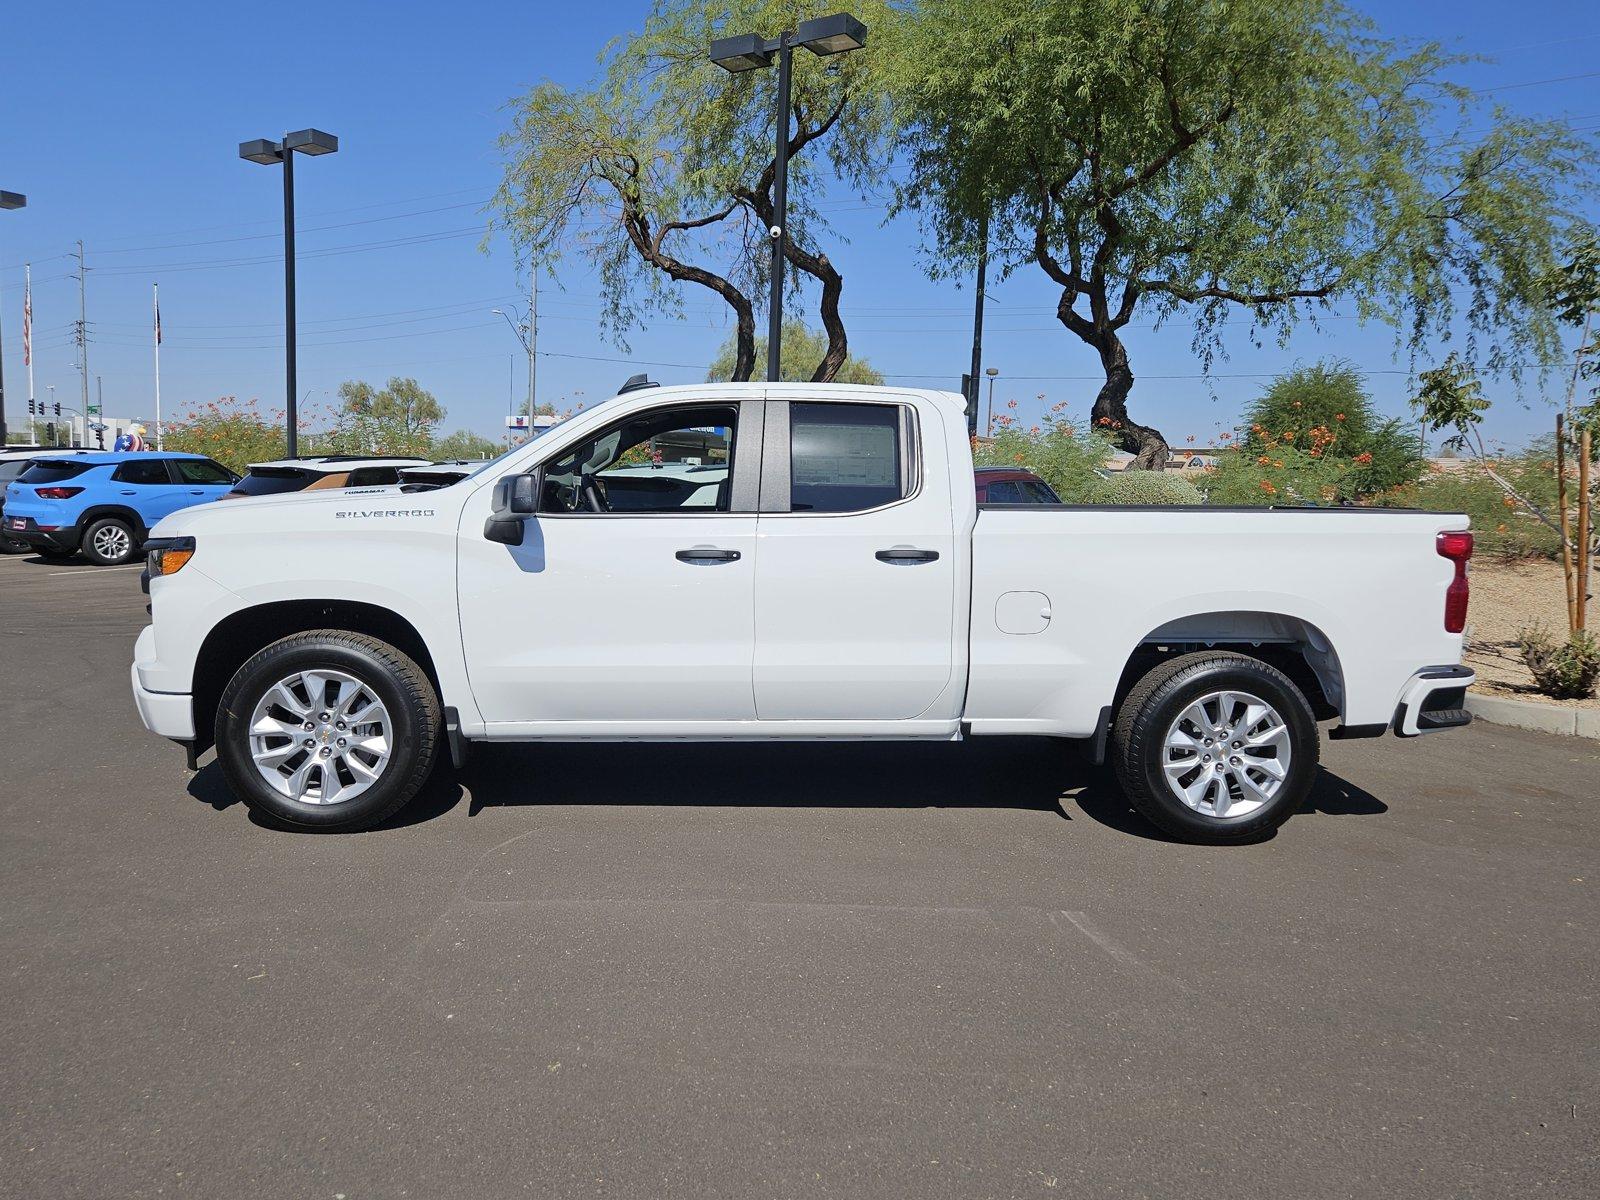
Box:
[458,396,763,727]
[168,458,238,511]
[752,397,958,720]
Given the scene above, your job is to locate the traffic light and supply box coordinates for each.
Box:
[53,401,61,418]
[45,422,55,445]
[27,399,35,416]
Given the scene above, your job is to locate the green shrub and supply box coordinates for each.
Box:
[1200,445,1353,506]
[1518,626,1600,699]
[1376,460,1564,561]
[1237,361,1425,500]
[1096,470,1204,505]
[974,408,1112,503]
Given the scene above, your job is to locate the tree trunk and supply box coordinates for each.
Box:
[1089,332,1169,471]
[729,309,757,382]
[807,249,848,382]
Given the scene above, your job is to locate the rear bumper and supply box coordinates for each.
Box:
[4,516,82,554]
[1393,665,1474,737]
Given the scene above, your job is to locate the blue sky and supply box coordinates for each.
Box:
[1,0,1596,449]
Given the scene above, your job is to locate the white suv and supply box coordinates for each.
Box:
[224,456,430,500]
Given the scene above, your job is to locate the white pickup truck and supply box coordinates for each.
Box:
[132,383,1475,842]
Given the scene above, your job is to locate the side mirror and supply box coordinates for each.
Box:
[484,469,542,545]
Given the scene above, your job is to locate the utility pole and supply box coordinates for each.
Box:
[76,241,90,424]
[967,216,988,437]
[527,276,537,416]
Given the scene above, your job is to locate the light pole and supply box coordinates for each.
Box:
[0,190,25,447]
[985,367,999,437]
[492,304,535,421]
[710,13,866,382]
[239,129,339,457]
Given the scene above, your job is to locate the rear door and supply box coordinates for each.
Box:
[752,396,957,720]
[111,458,190,524]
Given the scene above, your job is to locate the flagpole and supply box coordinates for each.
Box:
[152,282,162,450]
[24,264,34,423]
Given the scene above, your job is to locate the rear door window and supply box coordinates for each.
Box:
[113,460,174,485]
[788,403,907,513]
[984,480,1022,503]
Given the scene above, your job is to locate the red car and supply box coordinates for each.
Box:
[973,467,1061,504]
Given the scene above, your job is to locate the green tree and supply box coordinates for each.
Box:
[433,429,502,460]
[495,1,902,382]
[707,318,884,384]
[891,0,1597,469]
[333,378,445,457]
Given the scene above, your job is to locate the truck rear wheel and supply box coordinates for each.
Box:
[215,631,441,832]
[1111,652,1319,843]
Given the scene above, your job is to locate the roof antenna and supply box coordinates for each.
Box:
[618,373,659,395]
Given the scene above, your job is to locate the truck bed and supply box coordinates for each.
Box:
[964,505,1468,738]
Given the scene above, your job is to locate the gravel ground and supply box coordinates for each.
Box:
[1467,559,1599,708]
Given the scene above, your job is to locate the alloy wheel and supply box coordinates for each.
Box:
[1161,689,1293,819]
[247,669,393,805]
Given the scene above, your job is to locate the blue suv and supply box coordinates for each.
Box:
[3,451,238,565]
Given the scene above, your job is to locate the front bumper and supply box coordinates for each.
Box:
[132,626,195,740]
[1393,665,1475,737]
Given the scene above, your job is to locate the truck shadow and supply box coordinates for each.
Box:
[188,739,1387,842]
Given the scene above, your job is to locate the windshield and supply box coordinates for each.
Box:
[230,468,312,496]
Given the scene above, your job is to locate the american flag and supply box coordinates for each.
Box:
[154,288,162,346]
[22,270,31,366]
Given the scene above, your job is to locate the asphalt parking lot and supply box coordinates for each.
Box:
[2,549,1597,1199]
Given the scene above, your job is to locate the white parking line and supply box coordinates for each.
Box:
[46,565,142,577]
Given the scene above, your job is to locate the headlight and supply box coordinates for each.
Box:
[146,536,196,579]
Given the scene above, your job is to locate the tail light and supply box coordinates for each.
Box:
[34,486,84,500]
[1437,531,1473,633]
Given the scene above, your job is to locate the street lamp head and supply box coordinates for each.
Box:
[283,128,339,156]
[1,190,30,210]
[985,367,999,377]
[239,139,284,165]
[796,13,867,56]
[710,32,773,72]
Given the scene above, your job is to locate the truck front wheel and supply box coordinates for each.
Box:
[1111,652,1319,843]
[215,631,441,831]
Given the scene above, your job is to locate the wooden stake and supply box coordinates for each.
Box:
[1580,428,1592,633]
[1558,416,1577,634]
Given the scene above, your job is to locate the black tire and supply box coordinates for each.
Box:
[1111,652,1319,843]
[80,516,138,565]
[215,631,442,832]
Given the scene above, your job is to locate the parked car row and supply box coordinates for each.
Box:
[1,451,449,565]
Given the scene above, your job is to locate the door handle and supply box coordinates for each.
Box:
[675,546,741,564]
[875,548,940,564]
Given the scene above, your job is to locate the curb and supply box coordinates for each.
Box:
[1465,692,1600,740]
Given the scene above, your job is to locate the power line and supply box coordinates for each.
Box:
[1473,69,1600,94]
